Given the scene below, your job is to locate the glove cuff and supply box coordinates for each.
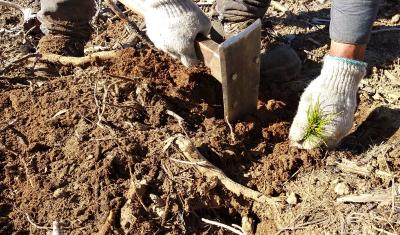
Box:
[320,55,367,94]
[145,0,200,18]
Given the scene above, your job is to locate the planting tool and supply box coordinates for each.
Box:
[118,0,261,122]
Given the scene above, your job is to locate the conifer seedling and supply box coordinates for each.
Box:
[302,99,337,147]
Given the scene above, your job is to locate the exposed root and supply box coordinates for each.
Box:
[0,51,122,75]
[41,50,122,66]
[167,134,281,206]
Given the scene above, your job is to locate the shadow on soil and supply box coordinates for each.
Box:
[340,106,400,153]
[265,2,400,68]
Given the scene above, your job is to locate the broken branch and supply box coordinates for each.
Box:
[336,159,372,177]
[337,192,394,203]
[0,51,121,75]
[41,50,121,66]
[170,134,281,206]
[202,218,245,235]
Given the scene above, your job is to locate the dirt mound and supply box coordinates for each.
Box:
[1,0,399,234]
[0,43,324,233]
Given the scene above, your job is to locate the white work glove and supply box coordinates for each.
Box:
[289,55,367,149]
[143,0,211,67]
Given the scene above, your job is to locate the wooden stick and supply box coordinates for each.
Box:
[0,51,121,75]
[336,159,372,177]
[41,50,121,66]
[201,218,244,235]
[96,210,116,235]
[171,134,281,205]
[337,193,393,203]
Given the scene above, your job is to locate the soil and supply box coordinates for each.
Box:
[0,0,399,234]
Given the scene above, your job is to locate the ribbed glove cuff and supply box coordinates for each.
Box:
[145,0,199,18]
[320,55,367,94]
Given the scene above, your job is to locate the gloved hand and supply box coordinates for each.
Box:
[289,56,367,149]
[216,0,270,22]
[143,0,211,67]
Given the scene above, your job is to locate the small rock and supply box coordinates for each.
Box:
[53,188,66,198]
[242,216,254,235]
[286,192,298,205]
[391,14,400,24]
[362,87,375,94]
[372,92,383,100]
[334,182,350,195]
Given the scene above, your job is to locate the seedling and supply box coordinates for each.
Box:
[302,99,338,147]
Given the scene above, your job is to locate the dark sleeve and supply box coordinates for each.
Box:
[330,0,381,44]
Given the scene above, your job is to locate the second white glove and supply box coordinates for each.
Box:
[143,0,211,67]
[289,55,367,149]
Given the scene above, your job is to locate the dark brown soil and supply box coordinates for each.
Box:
[0,0,399,234]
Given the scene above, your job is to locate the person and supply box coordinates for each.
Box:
[35,0,381,149]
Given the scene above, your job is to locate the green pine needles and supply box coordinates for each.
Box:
[302,99,338,146]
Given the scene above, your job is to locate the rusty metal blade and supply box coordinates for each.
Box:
[194,35,222,82]
[219,19,261,122]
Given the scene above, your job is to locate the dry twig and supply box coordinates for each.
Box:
[26,213,52,230]
[336,159,372,177]
[225,116,236,143]
[337,192,395,203]
[1,51,121,75]
[277,218,327,234]
[167,134,281,205]
[41,51,121,66]
[202,218,245,235]
[166,110,190,136]
[96,210,116,235]
[26,213,61,235]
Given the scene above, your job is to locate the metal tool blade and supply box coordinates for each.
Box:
[219,19,261,122]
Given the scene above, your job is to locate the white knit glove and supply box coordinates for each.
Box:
[289,56,367,149]
[143,0,211,67]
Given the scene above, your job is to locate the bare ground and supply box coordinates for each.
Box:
[0,0,399,234]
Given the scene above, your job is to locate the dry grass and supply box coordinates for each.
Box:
[269,142,400,234]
